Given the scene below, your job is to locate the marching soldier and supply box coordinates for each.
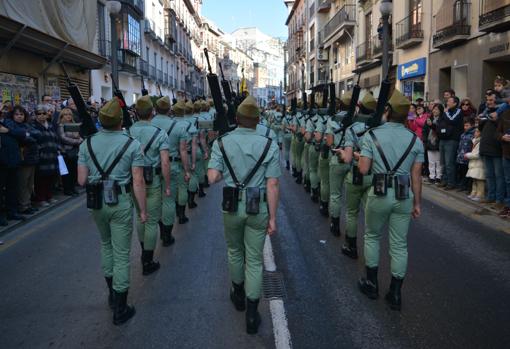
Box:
[335,93,377,258]
[207,96,281,335]
[282,105,293,171]
[77,98,146,325]
[326,92,352,236]
[306,107,320,202]
[272,105,283,149]
[291,100,305,184]
[193,100,209,198]
[131,95,171,274]
[357,90,424,311]
[199,100,213,189]
[256,117,277,141]
[184,101,199,209]
[316,109,330,216]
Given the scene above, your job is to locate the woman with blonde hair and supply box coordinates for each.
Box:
[58,108,83,196]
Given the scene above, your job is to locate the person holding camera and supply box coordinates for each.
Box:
[207,96,280,335]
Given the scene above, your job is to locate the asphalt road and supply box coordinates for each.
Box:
[1,167,510,349]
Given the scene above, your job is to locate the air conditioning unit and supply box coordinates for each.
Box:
[317,49,329,61]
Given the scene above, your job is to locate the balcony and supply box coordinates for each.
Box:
[163,73,168,86]
[395,13,424,49]
[139,58,149,76]
[479,0,510,32]
[120,0,144,16]
[149,65,156,80]
[318,0,331,13]
[433,1,471,49]
[117,49,138,74]
[97,39,111,60]
[372,34,393,59]
[157,69,164,83]
[144,19,157,40]
[356,41,372,65]
[319,4,356,45]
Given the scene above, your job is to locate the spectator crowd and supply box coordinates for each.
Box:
[0,95,98,226]
[406,76,510,217]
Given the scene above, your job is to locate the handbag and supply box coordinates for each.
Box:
[58,154,69,176]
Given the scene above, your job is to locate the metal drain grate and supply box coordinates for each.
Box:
[263,271,286,300]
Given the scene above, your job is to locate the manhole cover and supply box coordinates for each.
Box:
[263,271,286,300]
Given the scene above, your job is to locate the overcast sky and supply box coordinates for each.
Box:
[202,0,289,39]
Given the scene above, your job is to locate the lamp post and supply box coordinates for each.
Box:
[106,1,122,95]
[380,0,393,80]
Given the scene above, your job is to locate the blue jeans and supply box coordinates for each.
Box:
[501,158,510,206]
[483,156,505,203]
[439,140,458,187]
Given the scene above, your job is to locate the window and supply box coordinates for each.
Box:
[146,47,149,61]
[121,14,141,55]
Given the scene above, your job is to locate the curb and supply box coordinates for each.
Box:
[0,191,84,239]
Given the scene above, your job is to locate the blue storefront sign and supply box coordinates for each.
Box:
[398,57,427,80]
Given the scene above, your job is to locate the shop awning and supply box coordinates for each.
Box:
[0,14,106,70]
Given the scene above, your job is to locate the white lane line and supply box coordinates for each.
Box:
[263,235,292,349]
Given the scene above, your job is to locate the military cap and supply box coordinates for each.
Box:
[156,96,171,110]
[360,93,377,112]
[387,89,411,117]
[99,98,122,127]
[185,101,194,115]
[208,99,214,107]
[297,100,303,108]
[237,95,260,119]
[201,100,209,111]
[173,100,186,117]
[340,91,352,106]
[193,100,202,112]
[135,95,153,113]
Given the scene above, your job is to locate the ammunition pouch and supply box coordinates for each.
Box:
[352,166,364,186]
[321,144,330,159]
[143,166,154,184]
[245,187,261,215]
[222,186,240,212]
[394,175,411,200]
[102,179,119,206]
[373,174,389,196]
[86,182,103,209]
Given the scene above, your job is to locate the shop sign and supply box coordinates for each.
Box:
[398,57,427,80]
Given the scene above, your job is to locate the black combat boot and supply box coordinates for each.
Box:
[246,298,261,335]
[358,266,379,300]
[176,205,189,224]
[385,276,404,311]
[105,277,114,310]
[292,167,298,177]
[304,179,311,193]
[319,201,329,217]
[230,282,246,311]
[203,175,210,188]
[188,191,198,209]
[113,290,136,325]
[286,161,290,170]
[341,237,358,259]
[158,221,164,240]
[295,171,302,184]
[198,184,206,198]
[139,241,144,262]
[162,225,175,247]
[142,250,160,276]
[311,188,319,203]
[330,217,340,237]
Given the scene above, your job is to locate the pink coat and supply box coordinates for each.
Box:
[408,113,429,140]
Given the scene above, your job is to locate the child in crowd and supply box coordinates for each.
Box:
[423,104,442,183]
[490,76,510,119]
[456,118,476,192]
[465,128,485,201]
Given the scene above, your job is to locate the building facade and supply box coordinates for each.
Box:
[285,0,308,102]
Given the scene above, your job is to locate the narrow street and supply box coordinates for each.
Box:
[1,166,510,349]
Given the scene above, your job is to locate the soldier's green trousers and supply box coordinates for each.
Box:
[177,166,189,206]
[319,153,330,202]
[329,162,350,218]
[136,183,162,251]
[308,145,319,189]
[161,163,181,225]
[283,133,292,163]
[188,151,200,193]
[293,136,304,172]
[91,193,133,292]
[302,143,311,182]
[344,171,373,238]
[364,188,413,278]
[223,195,268,300]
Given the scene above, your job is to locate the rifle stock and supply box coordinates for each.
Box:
[341,75,361,130]
[369,78,392,128]
[204,48,230,135]
[110,73,133,129]
[219,63,233,103]
[60,63,97,137]
[141,76,148,96]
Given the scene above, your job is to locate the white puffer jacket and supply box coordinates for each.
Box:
[466,137,485,180]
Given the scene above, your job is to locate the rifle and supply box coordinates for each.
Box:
[110,73,133,129]
[218,62,237,127]
[141,76,148,96]
[60,63,97,137]
[218,63,233,103]
[368,78,392,128]
[328,73,336,116]
[291,97,297,116]
[204,48,230,135]
[340,74,361,131]
[157,83,163,98]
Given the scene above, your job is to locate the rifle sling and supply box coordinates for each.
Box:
[144,128,161,154]
[368,130,417,174]
[87,137,134,180]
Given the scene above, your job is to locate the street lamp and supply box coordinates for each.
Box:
[379,0,393,80]
[106,1,121,95]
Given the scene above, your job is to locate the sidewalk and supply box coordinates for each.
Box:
[423,180,510,234]
[0,190,84,239]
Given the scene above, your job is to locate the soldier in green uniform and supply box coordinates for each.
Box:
[334,93,377,258]
[208,96,281,335]
[282,106,293,171]
[291,100,305,184]
[326,92,352,236]
[357,90,424,311]
[194,100,209,198]
[77,98,146,325]
[131,96,171,274]
[316,109,330,216]
[184,101,199,209]
[256,119,277,141]
[306,107,320,202]
[272,105,283,149]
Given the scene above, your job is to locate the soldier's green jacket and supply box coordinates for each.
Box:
[151,114,190,157]
[305,114,318,134]
[209,127,281,188]
[256,123,277,141]
[129,121,169,168]
[78,130,144,185]
[344,121,369,166]
[326,119,346,165]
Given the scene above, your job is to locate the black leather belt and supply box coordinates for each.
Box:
[155,167,162,175]
[114,184,131,194]
[170,156,181,162]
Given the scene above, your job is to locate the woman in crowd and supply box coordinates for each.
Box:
[32,104,59,207]
[423,104,443,184]
[14,105,41,215]
[408,104,428,141]
[460,98,477,119]
[58,107,82,196]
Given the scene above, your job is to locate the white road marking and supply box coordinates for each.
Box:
[263,235,292,349]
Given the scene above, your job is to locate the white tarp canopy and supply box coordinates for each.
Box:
[0,0,96,52]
